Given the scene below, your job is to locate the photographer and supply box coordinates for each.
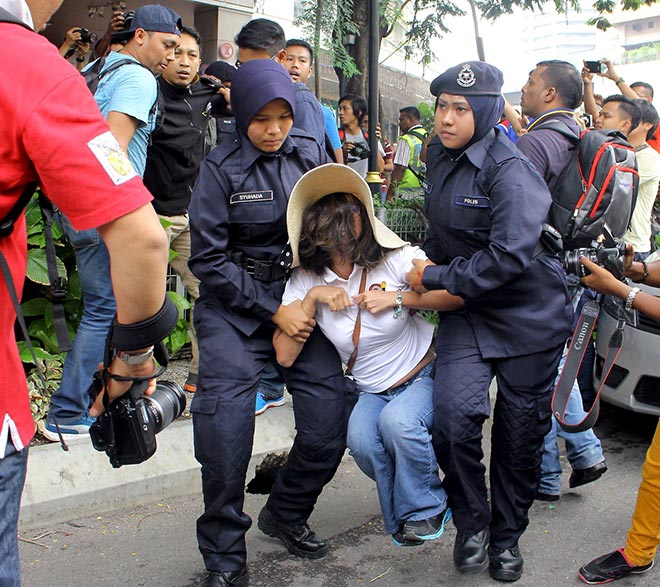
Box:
[577,251,660,584]
[1,0,173,583]
[338,94,385,178]
[58,26,93,71]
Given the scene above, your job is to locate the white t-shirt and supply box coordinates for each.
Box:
[624,145,660,253]
[283,246,434,393]
[343,130,386,178]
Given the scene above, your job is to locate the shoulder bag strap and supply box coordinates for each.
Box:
[345,268,367,375]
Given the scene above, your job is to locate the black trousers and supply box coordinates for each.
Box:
[432,314,563,549]
[191,300,349,572]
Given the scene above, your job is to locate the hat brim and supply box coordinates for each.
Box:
[287,163,407,268]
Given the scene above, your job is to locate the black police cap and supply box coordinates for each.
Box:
[430,61,503,97]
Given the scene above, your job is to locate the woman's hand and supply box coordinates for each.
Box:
[308,286,353,311]
[353,290,397,315]
[272,303,316,342]
[580,256,630,298]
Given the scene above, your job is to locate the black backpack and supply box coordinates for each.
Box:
[82,56,164,132]
[536,120,639,250]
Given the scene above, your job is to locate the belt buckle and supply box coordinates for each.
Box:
[243,257,255,275]
[253,260,271,281]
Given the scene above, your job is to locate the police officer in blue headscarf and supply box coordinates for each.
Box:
[188,60,347,587]
[407,62,572,582]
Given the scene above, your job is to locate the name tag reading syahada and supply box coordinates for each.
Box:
[230,190,274,205]
[454,194,490,208]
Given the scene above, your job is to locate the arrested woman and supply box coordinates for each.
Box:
[407,61,573,582]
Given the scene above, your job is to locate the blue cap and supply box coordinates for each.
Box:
[231,59,295,133]
[430,61,503,97]
[114,4,182,41]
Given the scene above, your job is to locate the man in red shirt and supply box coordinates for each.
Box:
[0,1,172,583]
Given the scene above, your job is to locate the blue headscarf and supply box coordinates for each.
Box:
[230,59,296,134]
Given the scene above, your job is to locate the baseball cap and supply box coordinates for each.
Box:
[112,4,182,42]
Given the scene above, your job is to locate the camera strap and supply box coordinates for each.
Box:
[345,268,367,376]
[552,299,624,432]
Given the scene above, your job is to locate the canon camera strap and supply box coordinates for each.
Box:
[552,299,625,433]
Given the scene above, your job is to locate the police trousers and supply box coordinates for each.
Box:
[191,300,349,572]
[433,313,563,549]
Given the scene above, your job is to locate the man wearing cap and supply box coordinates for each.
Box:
[44,3,182,442]
[407,61,572,582]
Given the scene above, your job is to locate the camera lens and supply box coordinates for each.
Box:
[144,381,186,433]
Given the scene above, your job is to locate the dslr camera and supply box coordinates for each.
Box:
[349,142,370,160]
[562,226,627,281]
[74,27,97,45]
[90,376,186,468]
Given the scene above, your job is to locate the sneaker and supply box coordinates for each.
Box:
[43,414,95,442]
[184,372,197,393]
[255,391,286,415]
[392,507,452,546]
[535,490,560,502]
[579,548,654,584]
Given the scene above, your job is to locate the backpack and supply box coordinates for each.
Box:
[536,120,639,250]
[82,56,164,133]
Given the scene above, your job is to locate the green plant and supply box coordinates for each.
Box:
[164,291,192,356]
[26,357,64,430]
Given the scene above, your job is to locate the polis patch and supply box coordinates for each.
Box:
[229,190,274,205]
[454,194,490,208]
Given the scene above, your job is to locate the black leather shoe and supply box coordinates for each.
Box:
[570,460,607,488]
[488,545,524,582]
[203,566,248,586]
[257,506,329,559]
[453,528,489,574]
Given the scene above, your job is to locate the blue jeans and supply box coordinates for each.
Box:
[48,214,115,423]
[259,360,285,400]
[347,364,447,534]
[540,348,604,495]
[0,442,28,587]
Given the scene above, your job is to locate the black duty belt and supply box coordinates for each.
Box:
[230,251,289,282]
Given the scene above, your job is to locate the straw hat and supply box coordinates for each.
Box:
[287,163,407,267]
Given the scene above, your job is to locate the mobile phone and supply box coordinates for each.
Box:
[585,60,605,74]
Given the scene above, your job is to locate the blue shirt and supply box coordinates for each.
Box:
[87,51,157,176]
[292,82,326,147]
[322,105,341,150]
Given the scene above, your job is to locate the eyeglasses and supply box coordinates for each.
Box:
[235,51,282,69]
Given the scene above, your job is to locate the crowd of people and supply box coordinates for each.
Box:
[2,1,660,587]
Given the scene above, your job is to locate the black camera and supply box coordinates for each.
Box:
[562,227,627,281]
[349,142,370,160]
[90,378,186,468]
[75,27,98,44]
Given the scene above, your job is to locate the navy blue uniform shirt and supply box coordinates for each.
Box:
[422,128,572,358]
[189,128,330,337]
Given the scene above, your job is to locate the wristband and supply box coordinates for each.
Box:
[393,292,403,319]
[615,77,625,85]
[115,346,154,364]
[110,295,178,351]
[625,286,641,311]
[640,259,649,283]
[76,56,86,63]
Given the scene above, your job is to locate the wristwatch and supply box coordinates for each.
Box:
[115,346,154,365]
[625,287,641,311]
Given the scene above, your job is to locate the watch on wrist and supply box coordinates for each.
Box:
[625,287,641,311]
[115,346,155,365]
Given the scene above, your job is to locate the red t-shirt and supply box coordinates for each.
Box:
[0,23,152,450]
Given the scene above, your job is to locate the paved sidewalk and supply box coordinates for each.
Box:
[19,396,294,530]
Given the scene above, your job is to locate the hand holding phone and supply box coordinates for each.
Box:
[584,60,605,74]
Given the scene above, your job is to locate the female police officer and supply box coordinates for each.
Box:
[188,60,347,587]
[407,62,573,582]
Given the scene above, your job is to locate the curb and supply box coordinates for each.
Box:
[18,401,295,531]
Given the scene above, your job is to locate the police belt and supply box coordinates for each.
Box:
[230,251,289,282]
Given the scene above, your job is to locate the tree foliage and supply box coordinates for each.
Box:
[294,0,654,96]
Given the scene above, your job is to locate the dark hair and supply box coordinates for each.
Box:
[298,194,385,275]
[235,18,285,55]
[536,60,583,110]
[338,94,368,126]
[603,94,642,130]
[630,81,654,100]
[399,106,421,120]
[180,25,201,46]
[633,98,659,141]
[286,39,314,64]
